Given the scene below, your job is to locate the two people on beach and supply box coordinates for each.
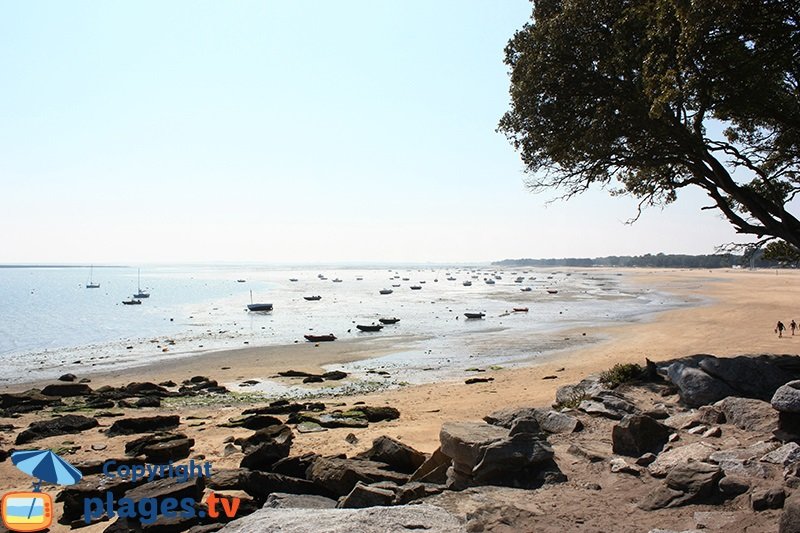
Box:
[776,320,798,337]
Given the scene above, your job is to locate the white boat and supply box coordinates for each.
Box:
[133,269,150,299]
[86,265,100,289]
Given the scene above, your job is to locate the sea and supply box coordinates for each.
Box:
[0,264,687,387]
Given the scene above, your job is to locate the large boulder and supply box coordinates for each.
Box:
[124,432,189,457]
[698,355,795,401]
[142,437,194,463]
[715,397,778,433]
[471,433,555,486]
[264,493,337,509]
[773,381,800,413]
[648,442,716,477]
[107,415,180,436]
[578,391,637,420]
[218,504,463,533]
[611,415,671,457]
[439,422,507,471]
[355,436,426,474]
[337,482,395,508]
[664,359,738,407]
[0,390,63,413]
[409,448,451,484]
[484,407,582,434]
[305,457,409,496]
[41,383,93,397]
[780,494,800,533]
[15,415,99,445]
[347,406,400,422]
[640,461,722,510]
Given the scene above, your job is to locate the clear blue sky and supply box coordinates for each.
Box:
[0,1,748,264]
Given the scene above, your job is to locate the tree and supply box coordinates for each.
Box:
[762,240,800,266]
[498,0,800,249]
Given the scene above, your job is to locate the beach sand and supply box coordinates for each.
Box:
[1,267,798,532]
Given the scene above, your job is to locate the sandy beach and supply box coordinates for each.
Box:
[1,267,798,532]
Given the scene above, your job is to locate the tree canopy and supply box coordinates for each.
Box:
[499,0,800,249]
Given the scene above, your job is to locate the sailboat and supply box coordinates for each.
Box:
[86,265,100,289]
[133,269,150,299]
[247,290,273,312]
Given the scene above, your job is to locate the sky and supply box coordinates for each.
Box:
[0,1,754,264]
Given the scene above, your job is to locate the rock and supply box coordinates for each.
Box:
[698,355,795,401]
[240,429,293,471]
[465,377,494,384]
[222,414,282,430]
[484,407,582,434]
[322,371,348,381]
[123,475,205,510]
[241,471,329,500]
[774,380,800,412]
[664,360,737,407]
[243,401,325,416]
[56,473,145,524]
[296,421,327,433]
[270,454,318,478]
[508,417,542,436]
[264,493,337,509]
[409,448,451,484]
[345,433,358,444]
[348,406,400,422]
[337,481,395,508]
[752,487,786,511]
[555,376,606,406]
[356,436,426,474]
[639,486,689,511]
[223,443,240,457]
[310,414,368,429]
[305,457,409,496]
[610,457,641,476]
[142,437,194,463]
[718,475,750,496]
[611,415,671,457]
[303,376,324,383]
[579,391,637,420]
[636,453,657,467]
[762,442,800,466]
[237,424,294,451]
[567,443,608,463]
[41,383,93,397]
[702,426,722,438]
[715,396,778,433]
[0,449,8,462]
[439,422,507,471]
[484,407,539,428]
[471,433,555,485]
[107,415,180,436]
[218,503,463,533]
[278,370,318,378]
[693,511,738,530]
[780,494,800,533]
[123,382,171,397]
[206,469,248,492]
[665,461,722,495]
[125,432,189,456]
[135,396,161,408]
[465,503,542,533]
[15,414,99,444]
[58,373,77,382]
[648,442,716,477]
[393,482,445,504]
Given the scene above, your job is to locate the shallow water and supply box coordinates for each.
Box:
[0,265,682,384]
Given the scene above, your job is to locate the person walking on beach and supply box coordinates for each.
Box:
[777,321,786,338]
[792,320,798,336]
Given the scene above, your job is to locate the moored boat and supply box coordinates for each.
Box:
[464,312,485,319]
[410,285,422,290]
[122,299,142,305]
[303,295,322,301]
[379,289,393,295]
[304,334,336,342]
[356,324,384,332]
[513,307,529,312]
[247,290,273,312]
[547,289,558,294]
[463,281,472,286]
[379,317,400,324]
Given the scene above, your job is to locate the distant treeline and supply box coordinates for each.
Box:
[493,252,788,269]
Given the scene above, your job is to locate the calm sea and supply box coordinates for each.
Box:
[0,264,681,385]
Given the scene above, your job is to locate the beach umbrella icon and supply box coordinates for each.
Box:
[11,450,83,491]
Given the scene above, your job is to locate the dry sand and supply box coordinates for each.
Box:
[1,267,798,532]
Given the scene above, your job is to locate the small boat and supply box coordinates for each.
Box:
[379,317,400,324]
[513,307,529,312]
[237,279,246,283]
[464,312,485,319]
[419,280,426,284]
[462,281,472,286]
[303,295,322,301]
[134,269,150,299]
[356,277,363,281]
[392,284,401,287]
[304,334,336,342]
[122,299,142,305]
[379,289,393,295]
[356,324,384,332]
[447,277,456,281]
[86,265,100,289]
[332,278,342,283]
[547,289,558,294]
[485,279,495,285]
[410,285,422,290]
[247,290,273,312]
[521,287,533,292]
[402,277,410,281]
[289,278,299,282]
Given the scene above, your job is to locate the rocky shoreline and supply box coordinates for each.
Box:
[2,353,800,531]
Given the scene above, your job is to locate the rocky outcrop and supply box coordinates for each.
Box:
[305,457,409,496]
[639,461,722,510]
[15,414,99,444]
[484,406,582,434]
[356,436,426,474]
[107,415,180,436]
[611,415,671,457]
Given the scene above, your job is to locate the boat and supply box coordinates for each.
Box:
[464,312,485,319]
[447,277,456,281]
[410,285,422,290]
[485,279,495,285]
[379,317,400,324]
[133,269,150,299]
[521,287,533,292]
[289,278,299,282]
[247,290,273,312]
[513,307,529,312]
[379,289,393,295]
[356,277,363,281]
[122,299,142,305]
[356,324,384,332]
[402,277,410,281]
[419,280,426,284]
[303,295,322,301]
[332,278,342,283]
[236,279,246,283]
[392,284,401,287]
[86,265,100,289]
[547,289,558,294]
[463,281,472,286]
[304,334,336,342]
